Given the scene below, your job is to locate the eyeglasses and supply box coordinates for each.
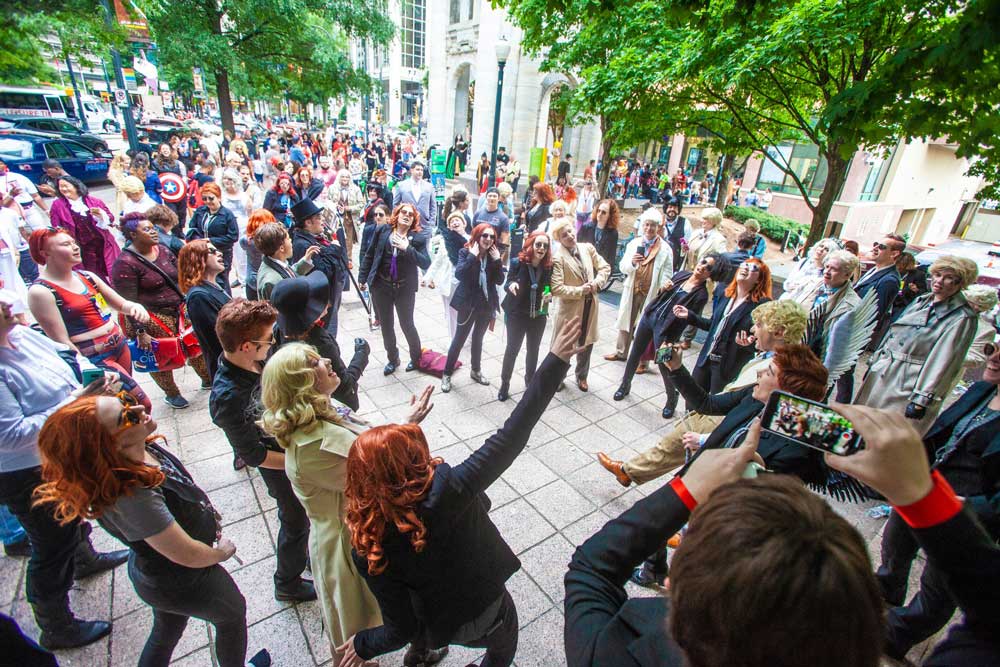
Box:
[116,391,141,428]
[872,242,888,250]
[374,212,386,218]
[740,262,761,272]
[481,234,496,240]
[251,336,276,347]
[533,242,549,249]
[985,342,997,357]
[206,246,222,255]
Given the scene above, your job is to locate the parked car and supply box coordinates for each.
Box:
[0,115,112,156]
[0,130,110,184]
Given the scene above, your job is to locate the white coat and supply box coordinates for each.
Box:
[615,236,674,333]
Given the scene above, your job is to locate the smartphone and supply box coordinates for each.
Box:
[655,345,673,364]
[637,244,648,257]
[760,391,863,456]
[81,368,105,387]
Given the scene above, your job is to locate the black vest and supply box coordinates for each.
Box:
[664,216,687,269]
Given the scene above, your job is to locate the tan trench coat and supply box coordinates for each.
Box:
[855,292,978,431]
[284,418,381,650]
[551,242,611,347]
[615,236,674,333]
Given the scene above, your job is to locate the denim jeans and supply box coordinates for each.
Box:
[129,558,248,667]
[0,504,26,545]
[0,467,81,604]
[17,248,38,284]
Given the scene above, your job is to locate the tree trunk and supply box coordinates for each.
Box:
[215,68,235,134]
[805,150,850,249]
[596,116,614,198]
[714,154,734,210]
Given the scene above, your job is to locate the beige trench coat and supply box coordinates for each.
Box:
[284,418,381,650]
[615,236,674,334]
[855,292,978,431]
[551,242,611,347]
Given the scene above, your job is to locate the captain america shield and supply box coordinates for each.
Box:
[159,172,187,204]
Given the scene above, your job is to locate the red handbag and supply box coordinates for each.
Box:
[129,336,187,373]
[177,305,202,358]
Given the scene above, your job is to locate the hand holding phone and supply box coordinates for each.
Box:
[760,391,863,456]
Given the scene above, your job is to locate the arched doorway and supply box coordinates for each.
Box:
[453,63,475,143]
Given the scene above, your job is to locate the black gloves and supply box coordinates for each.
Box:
[905,402,926,420]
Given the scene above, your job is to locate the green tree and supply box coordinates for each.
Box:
[136,0,393,133]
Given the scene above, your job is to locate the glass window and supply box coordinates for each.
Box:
[44,141,72,159]
[859,152,891,202]
[756,141,829,199]
[401,0,426,69]
[0,138,34,160]
[450,0,461,23]
[64,141,94,158]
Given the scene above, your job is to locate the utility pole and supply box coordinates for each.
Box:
[100,0,139,152]
[64,54,89,132]
[100,58,119,122]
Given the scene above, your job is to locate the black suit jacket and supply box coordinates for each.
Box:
[923,381,1000,530]
[641,271,709,347]
[358,224,431,291]
[502,258,552,317]
[855,265,901,347]
[577,222,619,271]
[670,366,826,484]
[449,247,504,314]
[290,228,344,306]
[564,481,690,667]
[689,296,768,381]
[353,353,570,658]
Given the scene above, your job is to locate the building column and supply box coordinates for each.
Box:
[425,0,450,147]
[387,0,403,127]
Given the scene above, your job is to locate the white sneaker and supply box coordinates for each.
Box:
[441,375,452,393]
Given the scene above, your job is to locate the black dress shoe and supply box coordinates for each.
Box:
[405,360,418,372]
[384,361,399,375]
[39,618,111,650]
[613,385,630,401]
[630,563,667,589]
[404,645,450,667]
[275,578,317,602]
[233,456,247,471]
[662,405,676,419]
[497,383,510,402]
[74,549,129,580]
[354,338,370,354]
[3,536,30,558]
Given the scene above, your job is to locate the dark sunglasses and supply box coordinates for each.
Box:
[481,234,496,240]
[206,246,222,255]
[872,242,887,250]
[740,262,761,272]
[533,241,549,248]
[117,391,141,427]
[202,196,218,202]
[985,342,998,357]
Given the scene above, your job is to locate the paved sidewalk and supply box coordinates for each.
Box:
[1,255,936,666]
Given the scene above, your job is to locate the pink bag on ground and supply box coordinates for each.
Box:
[417,349,462,377]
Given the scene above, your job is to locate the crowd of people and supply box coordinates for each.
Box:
[1,120,999,667]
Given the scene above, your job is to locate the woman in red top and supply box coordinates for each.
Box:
[27,228,152,411]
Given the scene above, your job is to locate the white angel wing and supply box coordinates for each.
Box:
[823,290,880,387]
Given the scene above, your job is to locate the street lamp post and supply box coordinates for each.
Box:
[489,38,511,186]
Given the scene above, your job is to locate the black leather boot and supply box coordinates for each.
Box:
[73,523,128,580]
[33,596,111,650]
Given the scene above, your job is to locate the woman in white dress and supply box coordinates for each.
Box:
[220,168,251,286]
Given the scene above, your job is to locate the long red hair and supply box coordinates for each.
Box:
[533,181,556,205]
[725,257,772,302]
[272,171,298,198]
[517,231,554,269]
[344,423,442,575]
[33,397,165,524]
[177,239,210,294]
[466,222,495,250]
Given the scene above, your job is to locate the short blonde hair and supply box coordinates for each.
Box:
[752,300,808,344]
[549,200,569,216]
[497,182,513,198]
[700,207,723,228]
[963,284,997,312]
[120,176,145,194]
[824,249,860,277]
[549,216,575,243]
[744,219,760,233]
[931,256,978,290]
[259,343,340,447]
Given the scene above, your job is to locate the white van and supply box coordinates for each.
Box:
[76,95,120,134]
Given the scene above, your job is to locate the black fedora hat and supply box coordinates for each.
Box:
[270,271,330,336]
[290,197,324,226]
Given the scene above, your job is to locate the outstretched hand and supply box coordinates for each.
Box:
[551,316,586,363]
[735,330,755,347]
[824,403,933,506]
[406,385,435,424]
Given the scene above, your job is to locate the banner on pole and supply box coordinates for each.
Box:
[529,147,548,181]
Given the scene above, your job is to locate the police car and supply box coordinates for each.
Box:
[0,130,110,184]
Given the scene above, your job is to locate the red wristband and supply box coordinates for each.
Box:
[894,470,963,529]
[670,477,698,511]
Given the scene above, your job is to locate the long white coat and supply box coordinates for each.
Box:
[615,236,674,333]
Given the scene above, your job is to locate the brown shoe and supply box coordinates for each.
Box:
[636,364,648,375]
[597,452,631,487]
[577,378,589,392]
[603,353,624,361]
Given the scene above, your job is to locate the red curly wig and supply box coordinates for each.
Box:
[466,222,497,250]
[247,208,277,239]
[390,203,422,233]
[177,239,210,294]
[32,397,165,525]
[724,257,772,302]
[344,423,442,575]
[517,231,554,269]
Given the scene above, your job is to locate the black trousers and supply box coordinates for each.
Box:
[371,280,421,365]
[691,359,725,394]
[500,313,547,386]
[450,590,519,667]
[165,200,187,237]
[130,559,247,667]
[445,307,492,375]
[621,317,678,408]
[835,366,856,403]
[0,466,81,605]
[877,510,958,659]
[258,467,309,588]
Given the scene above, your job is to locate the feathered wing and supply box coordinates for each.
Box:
[822,290,880,387]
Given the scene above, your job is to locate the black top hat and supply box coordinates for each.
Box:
[271,271,330,336]
[290,197,324,226]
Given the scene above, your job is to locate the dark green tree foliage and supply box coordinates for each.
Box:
[137,0,393,132]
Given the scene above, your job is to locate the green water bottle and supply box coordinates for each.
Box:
[539,285,551,316]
